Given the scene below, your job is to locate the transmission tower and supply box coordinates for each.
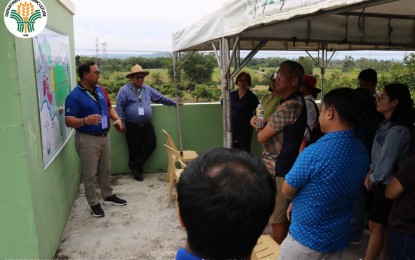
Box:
[101,42,107,71]
[95,37,100,67]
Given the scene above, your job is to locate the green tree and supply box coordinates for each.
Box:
[182,52,216,85]
[191,84,221,102]
[298,56,314,75]
[151,72,163,87]
[342,56,355,72]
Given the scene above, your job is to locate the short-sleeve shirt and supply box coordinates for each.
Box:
[389,155,415,235]
[230,89,259,130]
[65,84,111,133]
[175,248,202,260]
[285,131,369,253]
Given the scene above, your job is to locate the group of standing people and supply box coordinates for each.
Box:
[65,61,177,217]
[65,60,415,259]
[230,62,415,259]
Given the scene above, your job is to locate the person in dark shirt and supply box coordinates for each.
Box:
[230,72,259,153]
[386,155,415,260]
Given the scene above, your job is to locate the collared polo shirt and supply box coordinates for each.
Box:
[175,247,202,260]
[286,131,369,253]
[65,84,110,133]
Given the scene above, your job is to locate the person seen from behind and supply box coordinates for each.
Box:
[385,155,415,260]
[175,148,276,260]
[358,68,378,96]
[280,88,369,259]
[299,74,323,150]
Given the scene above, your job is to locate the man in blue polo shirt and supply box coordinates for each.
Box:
[280,88,369,259]
[116,64,177,181]
[65,61,126,218]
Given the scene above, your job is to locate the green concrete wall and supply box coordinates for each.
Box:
[110,103,262,174]
[0,0,79,258]
[0,1,263,257]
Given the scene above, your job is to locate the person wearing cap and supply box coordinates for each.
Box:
[116,64,177,181]
[65,61,127,218]
[299,74,322,147]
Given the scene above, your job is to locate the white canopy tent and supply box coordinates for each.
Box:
[171,0,415,149]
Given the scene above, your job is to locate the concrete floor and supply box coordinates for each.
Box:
[54,172,369,259]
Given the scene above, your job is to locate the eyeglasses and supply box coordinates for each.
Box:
[274,72,288,79]
[376,93,387,102]
[134,75,145,80]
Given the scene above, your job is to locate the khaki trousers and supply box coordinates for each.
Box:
[75,132,113,206]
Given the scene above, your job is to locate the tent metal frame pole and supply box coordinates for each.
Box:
[175,51,195,71]
[306,43,335,98]
[173,52,184,156]
[230,40,268,78]
[220,37,232,148]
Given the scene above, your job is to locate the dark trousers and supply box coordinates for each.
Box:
[125,122,156,172]
[232,126,253,154]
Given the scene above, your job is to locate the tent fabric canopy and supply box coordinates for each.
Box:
[172,0,415,52]
[171,0,415,149]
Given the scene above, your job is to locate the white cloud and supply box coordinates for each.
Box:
[71,0,226,54]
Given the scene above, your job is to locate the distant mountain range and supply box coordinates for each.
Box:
[76,50,413,61]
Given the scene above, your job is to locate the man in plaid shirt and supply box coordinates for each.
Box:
[251,60,307,244]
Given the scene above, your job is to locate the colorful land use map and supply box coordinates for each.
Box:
[33,27,73,169]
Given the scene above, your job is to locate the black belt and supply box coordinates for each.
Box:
[126,122,149,128]
[79,131,108,137]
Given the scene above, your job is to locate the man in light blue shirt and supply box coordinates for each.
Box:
[280,88,369,259]
[116,64,176,181]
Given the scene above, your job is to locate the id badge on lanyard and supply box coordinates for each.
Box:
[136,88,145,116]
[101,114,108,129]
[84,86,108,129]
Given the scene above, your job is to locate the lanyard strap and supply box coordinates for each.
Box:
[133,87,144,107]
[78,85,104,113]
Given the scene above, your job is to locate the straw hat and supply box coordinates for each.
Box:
[126,64,150,78]
[303,75,321,94]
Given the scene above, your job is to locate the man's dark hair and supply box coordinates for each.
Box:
[358,68,377,85]
[280,60,305,87]
[322,88,362,127]
[235,72,252,87]
[77,61,96,79]
[177,148,275,259]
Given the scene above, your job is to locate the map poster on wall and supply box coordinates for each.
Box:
[33,27,73,170]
